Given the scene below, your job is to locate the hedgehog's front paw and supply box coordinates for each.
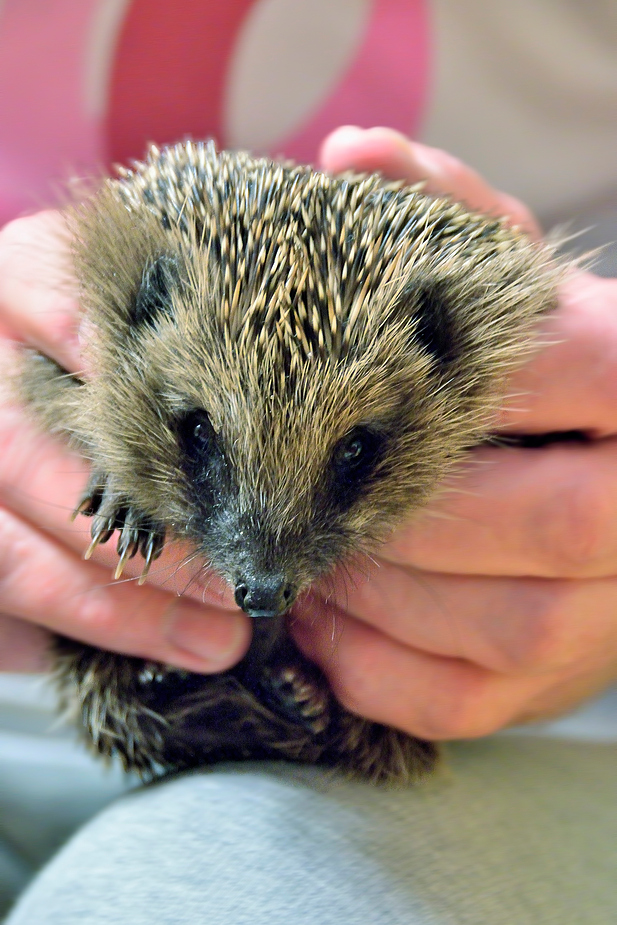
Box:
[75,469,165,581]
[263,664,331,734]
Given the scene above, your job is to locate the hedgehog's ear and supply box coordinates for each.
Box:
[131,254,179,330]
[69,185,170,337]
[398,276,463,368]
[411,277,458,366]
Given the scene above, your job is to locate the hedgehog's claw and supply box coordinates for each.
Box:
[264,664,331,734]
[85,513,116,558]
[73,469,108,520]
[114,527,140,579]
[74,471,165,578]
[138,529,166,584]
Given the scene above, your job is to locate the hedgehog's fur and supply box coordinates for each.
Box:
[20,141,561,783]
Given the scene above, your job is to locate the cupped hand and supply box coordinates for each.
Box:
[290,126,617,741]
[0,212,250,672]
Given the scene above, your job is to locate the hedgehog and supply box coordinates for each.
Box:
[19,140,561,783]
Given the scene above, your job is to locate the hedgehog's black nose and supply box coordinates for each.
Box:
[234,577,295,618]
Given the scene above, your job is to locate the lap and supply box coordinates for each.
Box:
[6,735,617,925]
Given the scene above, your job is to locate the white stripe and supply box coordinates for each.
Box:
[84,0,133,120]
[421,0,617,221]
[224,0,372,152]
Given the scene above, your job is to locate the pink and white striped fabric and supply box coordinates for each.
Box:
[0,0,430,225]
[1,0,615,243]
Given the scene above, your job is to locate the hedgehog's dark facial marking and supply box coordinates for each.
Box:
[175,409,231,515]
[403,278,459,367]
[330,425,388,509]
[173,407,305,616]
[132,253,179,329]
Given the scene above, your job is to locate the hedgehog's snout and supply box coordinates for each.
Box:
[234,575,297,618]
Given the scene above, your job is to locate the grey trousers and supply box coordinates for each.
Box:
[5,734,617,925]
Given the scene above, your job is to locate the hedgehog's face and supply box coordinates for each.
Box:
[85,247,474,617]
[158,349,443,618]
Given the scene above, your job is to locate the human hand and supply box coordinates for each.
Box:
[0,212,250,671]
[291,126,617,741]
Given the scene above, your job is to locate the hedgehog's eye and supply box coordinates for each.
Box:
[341,437,364,463]
[331,426,385,503]
[176,409,218,456]
[193,419,212,443]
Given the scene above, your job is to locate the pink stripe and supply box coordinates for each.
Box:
[278,0,430,165]
[0,0,106,223]
[106,0,255,166]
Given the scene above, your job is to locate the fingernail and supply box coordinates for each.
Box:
[319,126,365,170]
[166,601,248,669]
[330,124,364,142]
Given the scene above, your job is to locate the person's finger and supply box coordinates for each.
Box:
[0,212,81,372]
[496,272,617,436]
[0,613,52,672]
[0,390,238,605]
[320,132,617,437]
[312,560,617,676]
[293,603,543,739]
[0,503,250,672]
[382,438,617,579]
[292,590,617,740]
[319,126,540,235]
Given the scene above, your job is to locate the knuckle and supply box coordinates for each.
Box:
[0,211,59,246]
[498,193,536,231]
[71,584,168,657]
[0,508,65,616]
[0,508,72,617]
[433,149,469,183]
[415,672,505,740]
[503,582,575,672]
[71,586,121,641]
[538,473,613,576]
[0,409,50,504]
[0,211,74,324]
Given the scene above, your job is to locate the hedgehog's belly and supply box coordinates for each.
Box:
[52,631,438,783]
